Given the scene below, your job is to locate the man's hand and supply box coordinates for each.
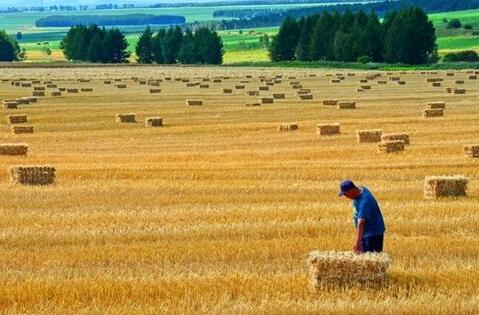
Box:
[353,241,362,254]
[354,218,366,254]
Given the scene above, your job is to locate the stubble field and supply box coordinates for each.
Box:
[0,65,478,314]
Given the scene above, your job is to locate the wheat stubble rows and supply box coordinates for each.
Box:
[0,66,478,314]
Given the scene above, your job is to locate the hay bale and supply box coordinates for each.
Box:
[245,102,261,107]
[186,82,198,87]
[298,94,313,100]
[322,100,338,106]
[356,130,382,143]
[360,85,371,90]
[200,84,209,89]
[316,123,340,136]
[104,80,111,84]
[50,91,62,96]
[453,88,466,95]
[422,109,444,118]
[32,91,44,97]
[247,90,259,96]
[33,86,45,91]
[397,81,406,85]
[381,133,410,145]
[378,140,405,153]
[149,88,161,94]
[10,166,55,185]
[357,88,364,93]
[424,176,468,198]
[331,79,341,83]
[308,251,390,288]
[297,89,311,95]
[81,88,93,92]
[468,75,477,80]
[432,82,441,87]
[223,88,233,94]
[259,86,269,91]
[235,85,245,89]
[338,101,356,109]
[278,123,298,132]
[7,114,27,124]
[463,145,479,158]
[455,80,465,84]
[213,79,222,83]
[145,117,163,127]
[446,73,455,76]
[3,101,18,109]
[426,101,446,109]
[11,125,33,134]
[66,88,78,93]
[46,84,57,88]
[20,82,32,87]
[0,143,28,156]
[116,84,127,89]
[260,97,274,104]
[273,93,285,99]
[26,97,37,103]
[186,99,203,106]
[291,84,302,89]
[116,113,136,123]
[377,80,387,84]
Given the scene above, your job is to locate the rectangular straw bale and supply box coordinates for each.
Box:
[46,84,57,88]
[116,113,136,123]
[149,88,161,94]
[259,86,269,91]
[455,80,464,84]
[463,144,479,158]
[359,79,368,83]
[337,101,356,109]
[426,101,446,109]
[20,82,32,87]
[357,88,364,92]
[377,80,387,84]
[422,109,443,118]
[322,99,338,106]
[424,176,468,198]
[247,90,259,96]
[7,114,27,124]
[381,133,410,145]
[453,88,466,94]
[273,93,285,99]
[66,88,78,93]
[213,79,222,83]
[81,88,93,92]
[245,102,261,107]
[104,80,111,84]
[260,97,274,104]
[145,117,163,127]
[200,84,209,88]
[116,84,127,89]
[360,85,371,90]
[397,80,406,85]
[278,123,298,132]
[291,84,302,89]
[186,82,198,87]
[50,91,62,97]
[186,99,203,106]
[32,91,44,97]
[432,82,441,87]
[297,89,311,95]
[308,251,390,288]
[298,94,313,100]
[378,140,405,153]
[0,143,28,156]
[3,101,18,109]
[356,130,382,143]
[223,88,233,94]
[468,75,477,80]
[11,125,33,134]
[10,166,55,185]
[316,123,340,136]
[331,79,341,83]
[33,86,45,91]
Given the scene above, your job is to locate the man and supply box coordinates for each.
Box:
[339,179,385,254]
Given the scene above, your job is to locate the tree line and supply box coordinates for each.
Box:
[212,0,479,30]
[0,30,23,61]
[60,25,130,63]
[269,7,437,65]
[135,26,224,65]
[36,14,185,27]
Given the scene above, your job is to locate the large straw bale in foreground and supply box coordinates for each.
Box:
[424,176,468,198]
[10,166,56,185]
[308,251,390,288]
[7,114,27,124]
[11,126,33,134]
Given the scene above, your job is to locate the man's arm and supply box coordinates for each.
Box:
[353,218,365,254]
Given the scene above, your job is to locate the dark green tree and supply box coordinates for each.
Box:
[295,15,317,61]
[0,30,21,61]
[309,12,337,60]
[86,33,103,62]
[162,26,183,64]
[178,28,197,64]
[135,26,153,64]
[102,28,130,63]
[269,17,299,61]
[151,29,166,64]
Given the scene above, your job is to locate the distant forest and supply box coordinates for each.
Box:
[35,14,186,27]
[214,0,479,29]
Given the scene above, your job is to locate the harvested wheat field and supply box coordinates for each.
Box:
[0,66,478,314]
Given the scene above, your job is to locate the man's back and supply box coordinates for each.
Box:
[353,187,385,238]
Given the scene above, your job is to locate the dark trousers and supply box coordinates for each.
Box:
[361,234,384,253]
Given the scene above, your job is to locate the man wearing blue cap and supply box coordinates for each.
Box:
[339,179,385,254]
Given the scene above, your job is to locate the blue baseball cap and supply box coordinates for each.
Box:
[339,179,357,196]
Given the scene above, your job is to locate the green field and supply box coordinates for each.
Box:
[5,7,479,63]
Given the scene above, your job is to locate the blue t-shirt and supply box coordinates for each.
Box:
[352,187,385,238]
